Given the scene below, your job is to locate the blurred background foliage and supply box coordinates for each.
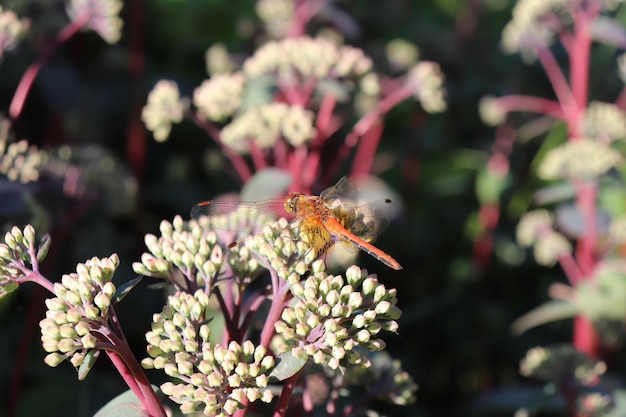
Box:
[1,0,621,416]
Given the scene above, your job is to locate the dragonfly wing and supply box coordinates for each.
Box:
[320,176,358,207]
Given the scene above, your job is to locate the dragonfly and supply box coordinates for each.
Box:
[191,177,402,270]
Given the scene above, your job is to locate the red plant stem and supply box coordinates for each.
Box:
[187,110,252,182]
[105,348,166,417]
[259,277,290,349]
[249,140,269,171]
[326,83,413,183]
[272,368,304,417]
[536,46,578,129]
[570,9,591,121]
[350,122,383,179]
[315,94,337,141]
[557,252,585,286]
[575,181,598,276]
[288,146,308,192]
[9,16,88,120]
[490,95,564,119]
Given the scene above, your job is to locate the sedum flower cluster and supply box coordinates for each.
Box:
[537,138,622,180]
[501,0,625,59]
[220,103,316,153]
[0,225,49,299]
[39,255,119,369]
[520,345,613,415]
[132,211,279,290]
[66,0,123,44]
[273,265,401,371]
[142,290,274,416]
[0,6,30,59]
[517,210,571,266]
[342,351,417,406]
[583,101,626,142]
[0,138,46,183]
[141,80,187,142]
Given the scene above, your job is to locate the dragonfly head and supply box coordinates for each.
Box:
[284,192,303,214]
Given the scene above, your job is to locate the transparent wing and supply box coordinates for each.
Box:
[320,177,358,207]
[190,197,287,231]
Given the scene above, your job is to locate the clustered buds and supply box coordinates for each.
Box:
[39,255,119,368]
[221,103,316,153]
[273,265,401,371]
[0,139,46,183]
[521,345,613,416]
[133,216,228,289]
[141,80,186,142]
[517,210,571,266]
[66,0,123,44]
[342,351,417,406]
[0,225,49,299]
[143,290,275,416]
[0,6,30,59]
[538,138,622,180]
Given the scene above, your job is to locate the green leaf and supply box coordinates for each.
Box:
[511,300,578,335]
[114,276,143,304]
[36,234,51,262]
[268,350,307,382]
[93,386,161,417]
[77,350,99,381]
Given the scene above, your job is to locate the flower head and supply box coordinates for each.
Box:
[193,73,246,122]
[273,266,401,371]
[67,0,123,44]
[0,6,30,59]
[406,62,447,113]
[39,255,119,369]
[142,80,187,142]
[143,290,275,416]
[221,103,316,153]
[538,139,622,180]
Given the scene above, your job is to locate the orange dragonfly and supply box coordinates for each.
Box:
[191,177,402,270]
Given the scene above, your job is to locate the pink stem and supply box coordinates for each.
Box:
[350,122,383,178]
[187,110,252,182]
[326,83,413,182]
[9,16,88,120]
[489,95,564,119]
[535,46,578,130]
[272,368,304,417]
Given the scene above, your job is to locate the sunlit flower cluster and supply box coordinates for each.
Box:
[501,0,565,58]
[256,0,295,39]
[342,352,417,406]
[142,290,274,416]
[0,139,46,183]
[538,139,622,180]
[132,216,227,290]
[244,36,373,83]
[67,0,123,44]
[273,266,401,371]
[0,225,49,299]
[517,210,571,266]
[142,80,186,142]
[386,39,419,72]
[39,255,119,368]
[0,6,30,59]
[406,61,447,113]
[520,345,606,385]
[221,103,316,153]
[205,43,236,76]
[583,101,626,142]
[479,96,506,126]
[193,73,246,122]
